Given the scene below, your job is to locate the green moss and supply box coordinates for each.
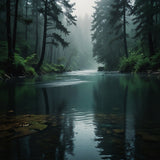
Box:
[30,121,47,131]
[0,114,56,139]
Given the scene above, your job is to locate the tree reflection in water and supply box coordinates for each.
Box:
[0,73,160,159]
[93,76,126,159]
[0,86,74,160]
[93,75,160,160]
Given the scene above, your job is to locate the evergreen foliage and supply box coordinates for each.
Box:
[91,0,123,70]
[109,0,131,58]
[92,0,160,72]
[133,0,160,56]
[36,0,76,70]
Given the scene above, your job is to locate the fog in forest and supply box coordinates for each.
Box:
[45,0,98,70]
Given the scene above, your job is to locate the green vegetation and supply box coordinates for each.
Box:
[119,51,160,73]
[92,0,160,72]
[41,63,65,74]
[0,46,66,80]
[0,0,76,79]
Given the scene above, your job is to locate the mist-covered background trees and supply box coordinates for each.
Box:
[91,0,124,70]
[0,0,97,77]
[92,0,160,72]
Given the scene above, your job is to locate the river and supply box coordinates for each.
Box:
[0,70,160,160]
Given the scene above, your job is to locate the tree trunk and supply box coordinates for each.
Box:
[25,0,28,41]
[13,0,19,52]
[6,0,13,63]
[36,0,48,71]
[123,0,128,58]
[148,0,155,57]
[148,32,155,57]
[35,0,39,54]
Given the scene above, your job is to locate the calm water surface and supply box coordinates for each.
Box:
[0,70,160,160]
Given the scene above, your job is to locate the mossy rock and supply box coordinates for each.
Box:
[0,114,56,140]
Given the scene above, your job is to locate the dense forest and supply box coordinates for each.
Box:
[92,0,160,72]
[0,0,160,79]
[0,0,96,79]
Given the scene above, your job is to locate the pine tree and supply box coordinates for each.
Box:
[6,0,13,63]
[133,0,160,56]
[13,0,19,52]
[91,0,123,70]
[36,0,76,71]
[109,0,131,58]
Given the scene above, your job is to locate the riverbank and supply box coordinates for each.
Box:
[0,63,65,81]
[0,54,65,81]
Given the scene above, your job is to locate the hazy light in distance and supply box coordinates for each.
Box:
[71,0,95,17]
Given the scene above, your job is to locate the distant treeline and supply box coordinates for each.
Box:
[92,0,160,72]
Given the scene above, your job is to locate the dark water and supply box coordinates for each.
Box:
[0,70,160,160]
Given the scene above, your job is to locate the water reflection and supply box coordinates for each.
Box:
[93,74,160,160]
[93,76,126,159]
[0,72,160,159]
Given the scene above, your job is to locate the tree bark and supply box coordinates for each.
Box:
[148,32,155,57]
[35,0,39,54]
[148,0,155,56]
[25,0,28,41]
[36,0,48,71]
[123,0,128,58]
[6,0,13,63]
[13,0,19,52]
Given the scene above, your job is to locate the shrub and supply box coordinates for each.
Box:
[55,64,65,72]
[119,53,146,73]
[14,53,25,67]
[25,54,37,66]
[119,54,137,72]
[41,64,54,73]
[25,66,37,76]
[150,51,160,70]
[134,57,150,72]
